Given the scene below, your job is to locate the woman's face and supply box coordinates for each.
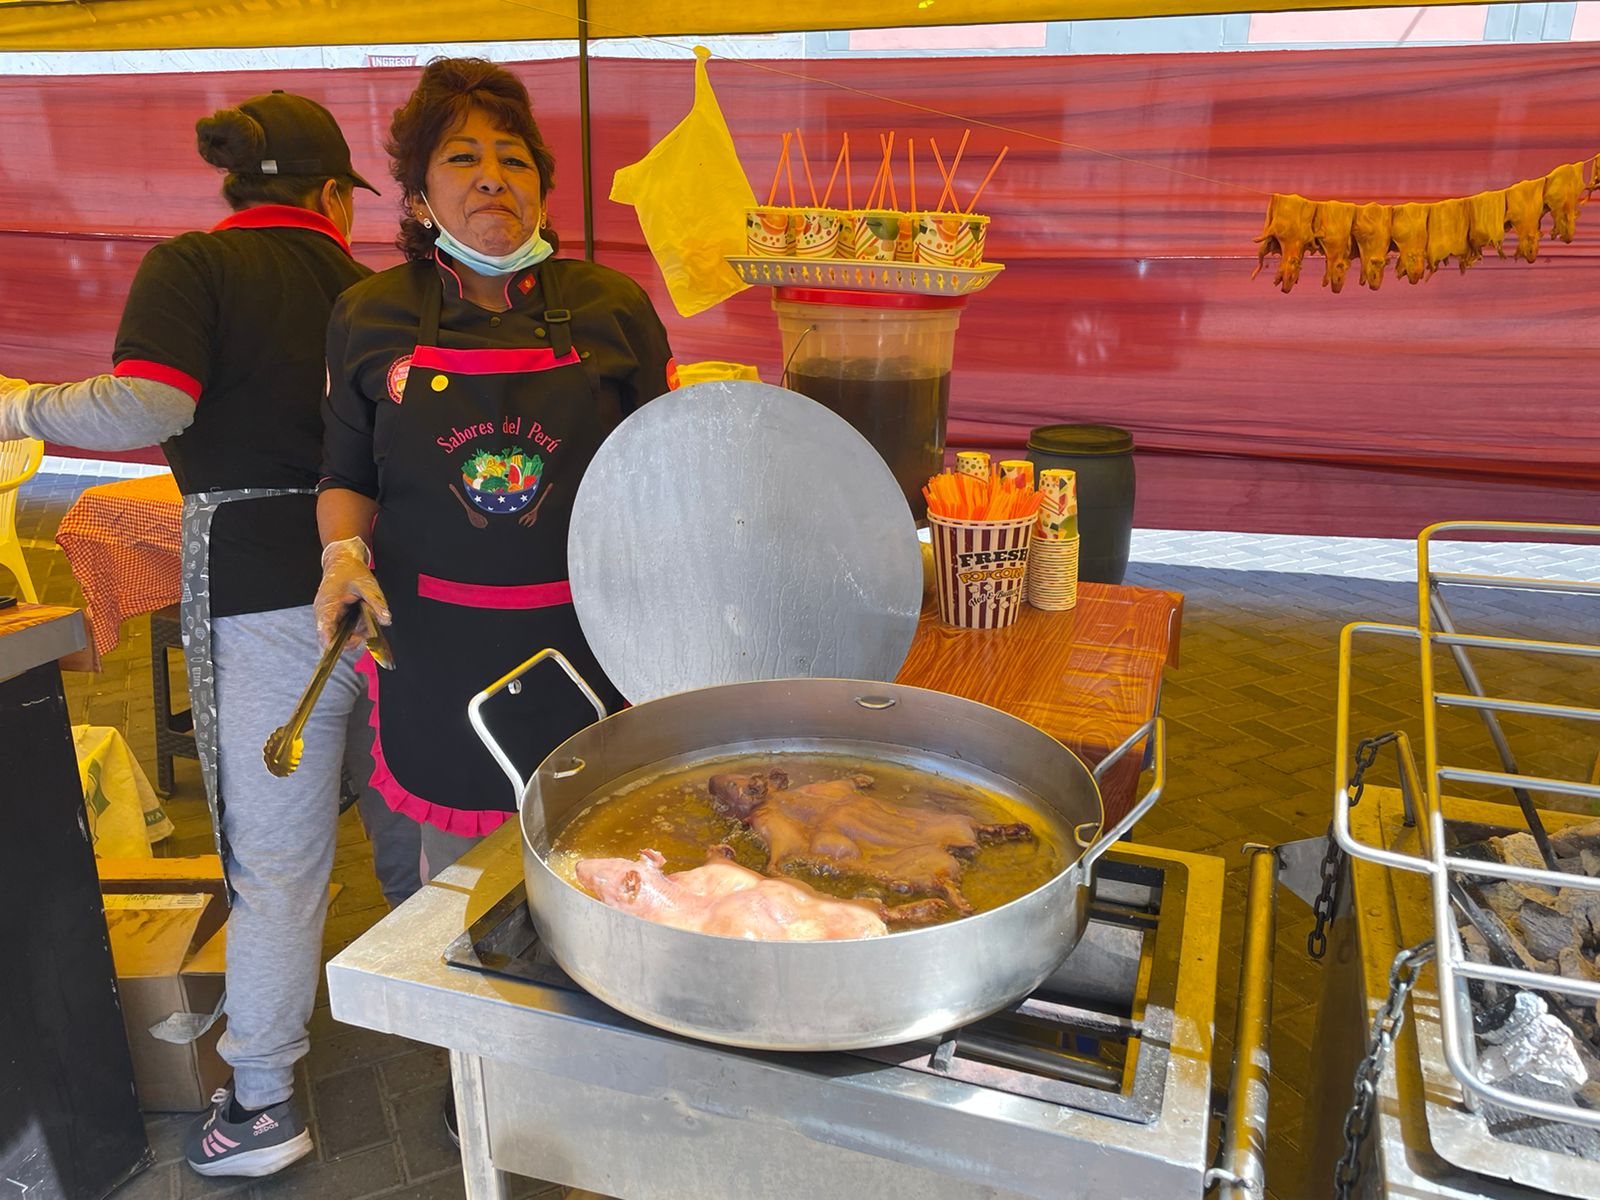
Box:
[415,106,544,256]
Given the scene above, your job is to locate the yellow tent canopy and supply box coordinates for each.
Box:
[0,0,1489,53]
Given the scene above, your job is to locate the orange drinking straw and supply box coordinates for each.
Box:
[938,129,971,212]
[766,132,790,206]
[843,132,852,211]
[783,142,796,207]
[908,139,917,213]
[929,138,954,212]
[794,128,818,207]
[822,139,844,209]
[966,146,1009,213]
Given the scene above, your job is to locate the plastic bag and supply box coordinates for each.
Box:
[674,361,761,387]
[611,48,755,318]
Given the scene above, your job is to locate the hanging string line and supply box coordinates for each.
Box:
[492,0,1274,197]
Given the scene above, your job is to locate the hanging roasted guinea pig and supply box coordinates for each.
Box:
[1353,202,1393,290]
[1252,193,1317,293]
[1543,162,1585,244]
[1313,200,1358,293]
[1390,203,1431,285]
[1463,190,1506,267]
[1503,177,1547,264]
[1425,198,1471,275]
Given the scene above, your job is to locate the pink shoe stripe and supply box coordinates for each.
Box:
[213,1131,239,1148]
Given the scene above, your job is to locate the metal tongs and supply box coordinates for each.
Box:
[262,603,393,777]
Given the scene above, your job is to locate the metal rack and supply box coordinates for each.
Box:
[1334,520,1600,1130]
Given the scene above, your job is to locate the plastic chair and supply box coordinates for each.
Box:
[0,437,43,603]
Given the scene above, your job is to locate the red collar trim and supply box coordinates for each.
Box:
[211,205,351,255]
[433,250,537,305]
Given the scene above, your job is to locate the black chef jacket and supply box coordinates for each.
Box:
[113,205,371,618]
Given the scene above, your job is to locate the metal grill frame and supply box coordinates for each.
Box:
[1333,519,1600,1130]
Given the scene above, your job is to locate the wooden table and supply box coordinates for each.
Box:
[54,474,182,671]
[896,563,1181,824]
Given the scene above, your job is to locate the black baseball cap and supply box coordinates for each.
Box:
[237,89,380,194]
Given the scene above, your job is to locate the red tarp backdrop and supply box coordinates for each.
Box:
[1,43,1596,534]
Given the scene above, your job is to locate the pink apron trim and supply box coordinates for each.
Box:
[354,653,513,838]
[410,344,580,375]
[418,573,572,610]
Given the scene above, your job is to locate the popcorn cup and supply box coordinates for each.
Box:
[1035,468,1078,542]
[746,207,797,256]
[955,451,990,479]
[1027,536,1079,611]
[851,210,908,262]
[928,512,1034,630]
[913,212,990,268]
[792,209,846,258]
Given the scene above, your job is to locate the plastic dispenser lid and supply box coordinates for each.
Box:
[1026,424,1135,456]
[567,380,925,704]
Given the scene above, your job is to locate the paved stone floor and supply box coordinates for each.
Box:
[12,466,1599,1200]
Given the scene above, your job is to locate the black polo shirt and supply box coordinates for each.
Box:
[321,254,675,499]
[113,206,371,618]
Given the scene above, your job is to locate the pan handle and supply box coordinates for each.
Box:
[467,648,609,809]
[1080,716,1165,868]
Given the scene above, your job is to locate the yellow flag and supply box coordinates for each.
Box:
[611,48,755,318]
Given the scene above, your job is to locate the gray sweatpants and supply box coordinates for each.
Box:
[210,605,408,1109]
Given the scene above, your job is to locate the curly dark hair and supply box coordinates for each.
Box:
[386,57,557,261]
[195,108,333,211]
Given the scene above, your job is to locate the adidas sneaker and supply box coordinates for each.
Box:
[183,1084,313,1177]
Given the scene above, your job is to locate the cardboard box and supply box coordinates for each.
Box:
[100,859,230,1113]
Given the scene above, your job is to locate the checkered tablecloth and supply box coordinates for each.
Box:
[55,474,181,671]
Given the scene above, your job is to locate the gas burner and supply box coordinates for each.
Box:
[445,859,1177,1125]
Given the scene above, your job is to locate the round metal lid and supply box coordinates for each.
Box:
[568,380,924,704]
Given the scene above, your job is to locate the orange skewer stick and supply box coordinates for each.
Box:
[928,138,955,212]
[822,138,845,209]
[844,132,853,211]
[766,131,790,206]
[885,132,898,211]
[794,128,818,207]
[866,149,886,211]
[783,142,796,207]
[937,129,971,212]
[881,132,896,211]
[908,139,917,213]
[966,146,1009,213]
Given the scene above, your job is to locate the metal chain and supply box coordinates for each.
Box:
[1332,939,1436,1200]
[1307,733,1398,960]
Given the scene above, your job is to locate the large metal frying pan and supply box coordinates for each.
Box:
[465,382,1164,1050]
[471,655,1163,1051]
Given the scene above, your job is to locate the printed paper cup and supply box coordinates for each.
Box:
[998,459,1034,489]
[851,210,908,262]
[746,207,797,256]
[792,209,846,258]
[913,212,990,268]
[928,512,1034,630]
[1027,536,1079,611]
[955,451,990,479]
[1036,468,1077,542]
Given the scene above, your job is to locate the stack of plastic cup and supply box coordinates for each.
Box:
[1027,468,1079,611]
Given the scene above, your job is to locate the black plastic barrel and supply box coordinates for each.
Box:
[1025,424,1136,585]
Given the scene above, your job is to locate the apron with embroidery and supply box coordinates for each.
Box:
[364,263,625,830]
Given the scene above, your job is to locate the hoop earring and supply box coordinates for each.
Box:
[421,218,433,229]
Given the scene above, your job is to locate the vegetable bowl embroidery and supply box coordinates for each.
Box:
[461,447,545,514]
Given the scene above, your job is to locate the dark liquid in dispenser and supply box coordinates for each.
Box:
[787,359,950,520]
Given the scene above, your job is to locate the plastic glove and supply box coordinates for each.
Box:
[0,374,33,440]
[314,536,390,651]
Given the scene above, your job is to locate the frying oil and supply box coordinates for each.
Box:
[548,753,1066,923]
